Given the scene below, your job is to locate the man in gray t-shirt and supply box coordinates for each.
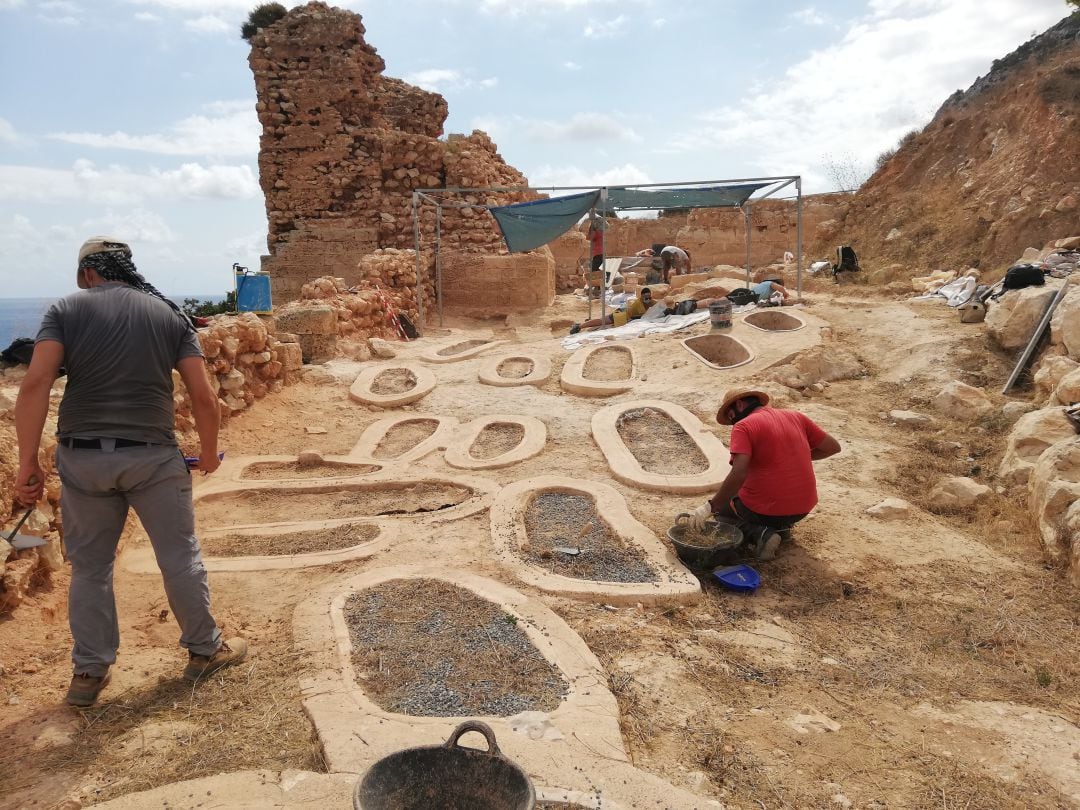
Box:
[14,236,247,707]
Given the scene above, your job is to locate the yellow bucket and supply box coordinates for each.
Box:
[612,310,628,327]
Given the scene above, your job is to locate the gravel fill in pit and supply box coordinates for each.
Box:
[537,803,592,809]
[240,461,380,480]
[582,346,632,382]
[745,310,803,331]
[684,334,750,367]
[374,419,439,459]
[197,483,473,529]
[437,339,489,356]
[523,492,658,583]
[199,523,379,557]
[370,368,417,395]
[344,579,567,717]
[497,358,534,379]
[616,407,709,476]
[470,423,526,460]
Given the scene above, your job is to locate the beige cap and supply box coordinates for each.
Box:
[716,388,771,425]
[78,236,131,267]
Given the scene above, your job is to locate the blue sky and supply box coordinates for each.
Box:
[0,0,1071,298]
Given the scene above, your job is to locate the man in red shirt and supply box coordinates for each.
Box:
[693,388,840,559]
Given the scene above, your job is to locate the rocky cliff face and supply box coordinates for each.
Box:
[811,13,1080,279]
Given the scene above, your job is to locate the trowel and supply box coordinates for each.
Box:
[4,505,47,551]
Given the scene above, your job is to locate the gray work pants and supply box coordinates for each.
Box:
[57,443,221,677]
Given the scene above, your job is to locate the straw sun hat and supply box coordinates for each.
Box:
[715,388,771,425]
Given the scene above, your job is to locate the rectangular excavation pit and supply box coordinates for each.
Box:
[496,357,535,379]
[744,310,805,331]
[437,339,490,356]
[616,407,709,476]
[200,523,380,557]
[343,579,567,716]
[240,460,380,480]
[370,368,417,395]
[682,334,753,370]
[523,491,658,583]
[196,482,473,530]
[469,422,526,460]
[582,345,633,382]
[374,419,440,459]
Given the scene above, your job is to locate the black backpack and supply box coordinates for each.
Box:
[727,288,758,306]
[1002,264,1045,290]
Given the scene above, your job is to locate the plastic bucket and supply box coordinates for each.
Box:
[709,300,732,330]
[612,310,628,327]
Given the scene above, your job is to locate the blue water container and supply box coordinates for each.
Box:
[235,271,272,313]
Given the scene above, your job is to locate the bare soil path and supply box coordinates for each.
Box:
[1,292,1077,809]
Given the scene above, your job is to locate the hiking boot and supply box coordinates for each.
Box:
[183,638,248,683]
[66,671,111,707]
[755,531,783,561]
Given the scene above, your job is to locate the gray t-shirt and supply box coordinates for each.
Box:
[37,282,203,445]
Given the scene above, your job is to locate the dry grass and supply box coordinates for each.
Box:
[0,636,323,805]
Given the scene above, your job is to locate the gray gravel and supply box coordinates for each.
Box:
[523,492,658,583]
[343,581,567,717]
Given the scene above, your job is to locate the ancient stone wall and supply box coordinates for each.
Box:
[249,2,534,325]
[439,249,556,317]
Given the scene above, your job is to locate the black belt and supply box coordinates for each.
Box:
[60,437,157,449]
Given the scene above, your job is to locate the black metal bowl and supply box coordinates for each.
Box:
[354,721,535,810]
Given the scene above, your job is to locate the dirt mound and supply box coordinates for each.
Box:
[810,13,1080,280]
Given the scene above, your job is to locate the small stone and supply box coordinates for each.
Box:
[889,409,930,426]
[928,476,992,510]
[305,426,328,435]
[297,450,323,467]
[368,337,397,359]
[865,498,913,520]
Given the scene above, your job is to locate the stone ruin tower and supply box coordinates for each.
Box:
[248,2,554,317]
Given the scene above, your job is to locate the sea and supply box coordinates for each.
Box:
[0,295,225,349]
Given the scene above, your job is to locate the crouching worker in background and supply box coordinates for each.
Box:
[686,388,841,560]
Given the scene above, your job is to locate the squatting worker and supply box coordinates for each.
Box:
[14,236,247,708]
[689,388,841,559]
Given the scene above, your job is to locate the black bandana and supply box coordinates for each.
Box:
[80,251,195,330]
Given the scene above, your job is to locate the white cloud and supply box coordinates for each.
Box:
[792,6,825,26]
[584,14,627,40]
[563,61,581,71]
[528,112,641,143]
[81,208,177,244]
[121,0,277,11]
[652,17,666,28]
[665,0,1068,192]
[184,13,228,33]
[48,100,258,157]
[40,13,77,24]
[403,68,499,93]
[0,118,21,145]
[0,0,27,9]
[0,160,260,205]
[40,0,79,12]
[134,10,160,21]
[526,162,652,188]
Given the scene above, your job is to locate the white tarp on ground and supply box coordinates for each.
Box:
[562,311,710,351]
[912,276,978,307]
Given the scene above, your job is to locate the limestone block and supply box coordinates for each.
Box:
[276,306,337,336]
[1034,355,1079,396]
[997,407,1076,487]
[368,338,396,359]
[765,346,863,389]
[932,380,994,420]
[865,498,914,519]
[985,285,1057,350]
[1001,401,1034,423]
[38,536,64,573]
[889,410,930,426]
[928,476,991,510]
[1049,284,1080,358]
[219,369,246,392]
[277,343,303,372]
[1055,367,1080,405]
[0,557,35,611]
[297,334,337,365]
[1028,437,1080,583]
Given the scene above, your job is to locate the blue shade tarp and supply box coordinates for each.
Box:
[603,183,770,212]
[489,190,599,253]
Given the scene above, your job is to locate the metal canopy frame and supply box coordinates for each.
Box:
[410,175,803,328]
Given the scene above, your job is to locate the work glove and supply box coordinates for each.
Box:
[685,502,715,533]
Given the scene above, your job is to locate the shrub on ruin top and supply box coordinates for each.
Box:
[241,2,287,42]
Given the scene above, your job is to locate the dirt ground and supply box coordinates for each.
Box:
[1,289,1078,809]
